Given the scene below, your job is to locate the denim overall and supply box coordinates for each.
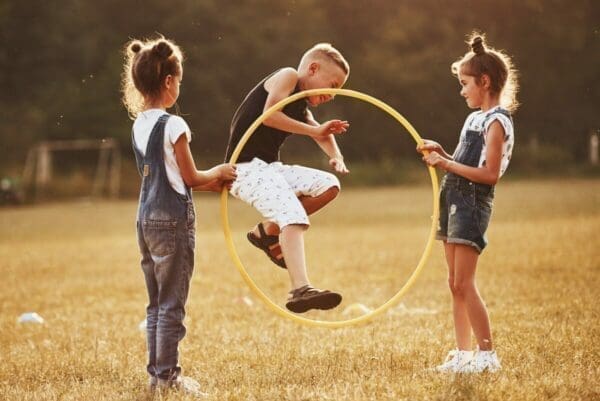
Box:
[437,109,511,253]
[132,114,195,381]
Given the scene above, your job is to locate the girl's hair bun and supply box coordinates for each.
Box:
[471,36,485,55]
[153,41,173,59]
[130,41,143,54]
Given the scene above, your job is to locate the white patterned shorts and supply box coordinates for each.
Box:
[229,158,340,228]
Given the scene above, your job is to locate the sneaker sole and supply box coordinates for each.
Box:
[286,292,342,313]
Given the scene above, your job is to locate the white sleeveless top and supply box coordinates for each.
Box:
[456,106,514,177]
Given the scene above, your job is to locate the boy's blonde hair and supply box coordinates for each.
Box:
[299,43,349,76]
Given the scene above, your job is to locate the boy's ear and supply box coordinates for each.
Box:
[308,62,320,76]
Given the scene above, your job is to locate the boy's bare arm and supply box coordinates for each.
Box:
[263,68,347,138]
[307,110,349,174]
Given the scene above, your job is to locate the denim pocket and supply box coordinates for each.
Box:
[476,204,492,236]
[142,220,177,257]
[459,188,477,208]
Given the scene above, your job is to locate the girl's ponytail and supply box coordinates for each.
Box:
[152,40,173,60]
[129,41,143,54]
[471,36,486,56]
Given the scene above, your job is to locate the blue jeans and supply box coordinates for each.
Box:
[436,175,494,253]
[132,114,196,381]
[137,211,195,380]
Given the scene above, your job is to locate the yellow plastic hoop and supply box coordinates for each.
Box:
[221,88,439,328]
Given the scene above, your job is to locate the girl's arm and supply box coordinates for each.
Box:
[262,68,348,138]
[423,121,504,185]
[306,110,349,174]
[417,139,454,160]
[173,135,237,188]
[192,178,233,192]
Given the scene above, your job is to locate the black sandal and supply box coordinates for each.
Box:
[285,285,342,313]
[247,223,287,269]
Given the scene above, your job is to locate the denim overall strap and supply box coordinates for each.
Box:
[132,114,190,222]
[444,109,510,196]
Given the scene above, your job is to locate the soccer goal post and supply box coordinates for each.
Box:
[22,138,121,201]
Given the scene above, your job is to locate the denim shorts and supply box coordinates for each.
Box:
[435,176,494,253]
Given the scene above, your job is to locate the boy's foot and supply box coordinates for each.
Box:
[457,350,501,373]
[157,376,208,398]
[285,285,342,313]
[247,222,286,269]
[434,349,474,373]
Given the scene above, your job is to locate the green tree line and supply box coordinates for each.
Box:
[1,0,598,179]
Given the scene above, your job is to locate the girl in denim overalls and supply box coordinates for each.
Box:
[121,37,237,395]
[418,34,519,373]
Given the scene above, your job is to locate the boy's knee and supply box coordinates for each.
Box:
[324,185,340,200]
[327,174,341,191]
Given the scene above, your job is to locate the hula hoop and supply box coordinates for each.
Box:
[221,88,439,328]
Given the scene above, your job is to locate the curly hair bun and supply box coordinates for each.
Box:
[471,36,486,55]
[153,41,173,59]
[130,41,143,54]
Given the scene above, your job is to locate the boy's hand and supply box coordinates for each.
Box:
[314,120,349,137]
[214,163,237,181]
[417,139,444,154]
[422,151,450,169]
[329,156,349,174]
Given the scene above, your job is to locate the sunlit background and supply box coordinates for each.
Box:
[0,0,597,201]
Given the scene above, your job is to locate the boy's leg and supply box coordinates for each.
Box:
[278,224,310,289]
[299,186,340,215]
[444,241,472,350]
[280,222,342,312]
[231,160,309,265]
[255,164,340,237]
[256,186,340,237]
[452,244,493,350]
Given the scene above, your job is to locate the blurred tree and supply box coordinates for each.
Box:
[0,0,597,179]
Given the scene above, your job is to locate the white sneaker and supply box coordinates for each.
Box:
[157,376,208,398]
[434,349,474,373]
[457,350,502,373]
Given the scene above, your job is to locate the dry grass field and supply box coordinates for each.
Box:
[0,179,598,401]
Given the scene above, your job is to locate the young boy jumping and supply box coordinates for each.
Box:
[225,43,350,313]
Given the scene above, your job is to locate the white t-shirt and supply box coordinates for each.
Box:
[133,109,192,194]
[455,106,514,177]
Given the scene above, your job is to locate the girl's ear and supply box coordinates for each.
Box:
[481,74,491,90]
[308,62,319,76]
[164,74,173,89]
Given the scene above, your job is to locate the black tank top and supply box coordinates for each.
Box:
[225,70,308,163]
